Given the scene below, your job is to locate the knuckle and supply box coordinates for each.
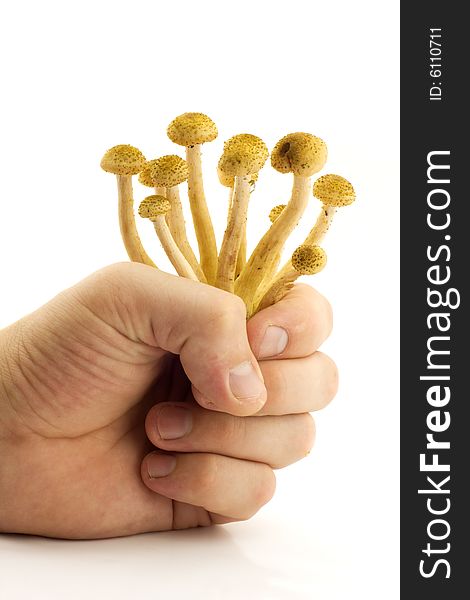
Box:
[228,293,248,316]
[299,285,333,337]
[240,466,276,521]
[317,294,333,339]
[274,413,316,468]
[253,466,276,509]
[323,354,339,402]
[209,293,246,327]
[296,413,316,457]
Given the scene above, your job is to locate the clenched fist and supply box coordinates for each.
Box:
[0,263,336,538]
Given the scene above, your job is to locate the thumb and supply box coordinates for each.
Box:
[78,262,267,416]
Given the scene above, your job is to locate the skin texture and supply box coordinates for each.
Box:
[0,263,336,539]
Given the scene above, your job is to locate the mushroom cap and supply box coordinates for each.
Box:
[218,166,259,188]
[100,144,146,176]
[313,174,356,207]
[218,134,269,177]
[167,112,218,146]
[138,195,171,219]
[138,155,188,188]
[291,245,327,275]
[271,133,327,177]
[268,204,286,223]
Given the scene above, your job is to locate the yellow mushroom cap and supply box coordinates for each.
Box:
[218,166,259,188]
[313,174,356,207]
[291,245,327,275]
[218,134,269,177]
[268,204,287,223]
[138,195,171,220]
[271,133,327,177]
[138,155,188,188]
[100,144,146,176]
[167,112,218,147]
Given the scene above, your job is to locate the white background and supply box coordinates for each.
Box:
[0,1,400,598]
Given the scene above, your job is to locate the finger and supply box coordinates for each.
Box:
[141,452,276,520]
[145,402,315,469]
[247,283,333,360]
[72,263,267,416]
[257,351,339,415]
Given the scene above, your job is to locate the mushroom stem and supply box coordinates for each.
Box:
[227,185,234,220]
[235,175,311,313]
[257,204,336,301]
[186,144,218,284]
[152,215,198,281]
[306,204,337,245]
[226,185,246,279]
[237,222,247,278]
[216,176,251,292]
[253,268,299,315]
[117,175,156,267]
[165,186,207,282]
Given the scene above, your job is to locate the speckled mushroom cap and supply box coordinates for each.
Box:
[138,195,171,220]
[218,134,269,177]
[167,112,218,147]
[268,204,286,223]
[313,174,356,207]
[100,144,147,176]
[138,155,189,188]
[218,166,259,188]
[291,245,327,275]
[271,133,327,177]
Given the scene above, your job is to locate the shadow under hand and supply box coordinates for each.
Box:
[1,525,301,600]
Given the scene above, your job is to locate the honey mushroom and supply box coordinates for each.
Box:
[255,245,327,314]
[167,113,218,284]
[268,175,355,290]
[218,167,259,278]
[139,155,206,282]
[216,134,269,293]
[308,174,356,243]
[235,132,327,314]
[138,195,198,281]
[100,144,156,267]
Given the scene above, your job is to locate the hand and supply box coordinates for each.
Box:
[0,263,336,539]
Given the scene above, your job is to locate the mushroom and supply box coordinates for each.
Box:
[100,144,156,267]
[218,167,259,278]
[255,245,327,314]
[138,195,198,281]
[235,132,327,314]
[138,155,206,282]
[216,134,269,292]
[267,175,355,291]
[167,112,218,284]
[308,174,356,243]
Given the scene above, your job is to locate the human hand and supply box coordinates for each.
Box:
[0,263,336,538]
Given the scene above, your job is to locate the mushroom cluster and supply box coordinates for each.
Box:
[100,113,355,317]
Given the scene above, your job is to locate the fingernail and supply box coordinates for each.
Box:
[229,361,265,402]
[156,405,192,440]
[147,454,176,479]
[258,326,289,358]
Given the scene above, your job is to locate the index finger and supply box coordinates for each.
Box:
[247,284,333,360]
